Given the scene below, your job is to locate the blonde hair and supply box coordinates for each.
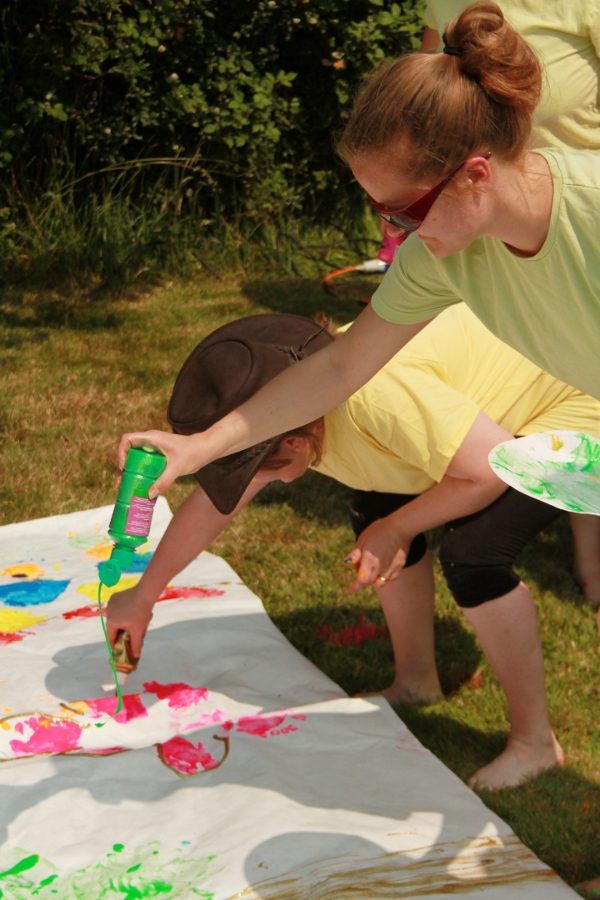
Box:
[338,1,542,181]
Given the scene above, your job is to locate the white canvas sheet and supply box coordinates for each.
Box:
[0,502,576,898]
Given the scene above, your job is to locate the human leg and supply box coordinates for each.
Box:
[440,489,564,788]
[570,512,600,609]
[349,491,442,704]
[462,584,563,789]
[375,550,443,705]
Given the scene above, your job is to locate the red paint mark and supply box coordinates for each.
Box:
[83,746,125,756]
[0,631,26,644]
[222,720,234,732]
[62,605,101,620]
[316,613,390,646]
[88,694,148,723]
[157,586,225,602]
[143,681,208,709]
[237,711,306,739]
[9,716,83,756]
[158,736,221,775]
[183,709,226,731]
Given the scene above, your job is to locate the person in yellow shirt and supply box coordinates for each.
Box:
[420,1,600,153]
[107,309,600,790]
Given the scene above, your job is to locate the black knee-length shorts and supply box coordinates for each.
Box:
[348,487,562,608]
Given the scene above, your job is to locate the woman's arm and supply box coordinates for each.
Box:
[347,411,512,591]
[106,480,263,655]
[118,306,430,497]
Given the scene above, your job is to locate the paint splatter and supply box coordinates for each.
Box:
[62,604,102,620]
[88,694,148,724]
[0,564,45,579]
[0,609,46,634]
[316,613,390,646]
[157,586,225,601]
[77,576,140,602]
[85,541,113,561]
[0,842,216,898]
[0,631,26,645]
[550,433,564,452]
[0,580,70,607]
[67,529,104,551]
[158,735,226,776]
[143,681,208,709]
[236,711,307,739]
[9,715,83,757]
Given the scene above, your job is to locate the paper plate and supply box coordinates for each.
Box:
[488,430,600,515]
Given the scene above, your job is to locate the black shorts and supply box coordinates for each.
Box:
[348,487,562,608]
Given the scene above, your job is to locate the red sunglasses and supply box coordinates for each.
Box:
[368,153,491,233]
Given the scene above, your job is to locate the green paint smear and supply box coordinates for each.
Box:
[0,843,215,899]
[491,432,600,514]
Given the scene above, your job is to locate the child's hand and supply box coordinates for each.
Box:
[117,430,204,498]
[345,517,412,594]
[106,586,154,658]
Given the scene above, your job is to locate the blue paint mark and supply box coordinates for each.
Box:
[0,580,70,607]
[96,552,153,575]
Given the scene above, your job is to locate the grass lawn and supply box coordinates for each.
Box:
[1,275,599,892]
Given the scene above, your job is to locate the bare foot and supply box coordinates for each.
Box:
[381,678,443,706]
[468,732,564,791]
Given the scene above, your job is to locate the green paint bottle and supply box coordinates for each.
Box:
[98,446,166,588]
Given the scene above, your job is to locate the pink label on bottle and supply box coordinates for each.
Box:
[125,496,157,537]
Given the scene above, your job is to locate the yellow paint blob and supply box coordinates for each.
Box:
[4,707,12,712]
[85,541,113,561]
[0,563,45,579]
[77,576,140,601]
[551,434,564,452]
[53,561,61,571]
[0,722,10,731]
[0,609,46,633]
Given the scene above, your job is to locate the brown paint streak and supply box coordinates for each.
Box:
[228,835,561,899]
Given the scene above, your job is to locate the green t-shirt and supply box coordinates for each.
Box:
[425,0,600,153]
[371,148,600,400]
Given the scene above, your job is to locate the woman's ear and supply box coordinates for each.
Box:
[279,435,308,456]
[464,155,492,191]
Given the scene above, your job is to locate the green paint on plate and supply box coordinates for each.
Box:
[489,431,600,515]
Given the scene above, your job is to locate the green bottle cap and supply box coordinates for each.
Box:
[98,546,135,587]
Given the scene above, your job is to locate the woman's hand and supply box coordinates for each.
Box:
[345,517,413,594]
[106,585,155,658]
[118,430,206,498]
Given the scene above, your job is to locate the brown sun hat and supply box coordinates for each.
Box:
[167,313,334,514]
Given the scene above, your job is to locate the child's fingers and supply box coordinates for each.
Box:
[128,629,144,659]
[343,548,361,567]
[347,557,378,594]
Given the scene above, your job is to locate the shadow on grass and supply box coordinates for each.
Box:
[240,276,374,323]
[252,470,352,529]
[270,601,481,699]
[0,285,126,331]
[517,514,584,606]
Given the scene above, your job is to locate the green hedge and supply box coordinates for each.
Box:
[1,0,425,222]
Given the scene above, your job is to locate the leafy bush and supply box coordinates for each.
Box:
[1,0,424,223]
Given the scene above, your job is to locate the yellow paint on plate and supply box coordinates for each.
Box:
[551,433,564,452]
[0,722,10,731]
[77,576,140,601]
[0,563,45,579]
[0,609,47,633]
[53,561,61,571]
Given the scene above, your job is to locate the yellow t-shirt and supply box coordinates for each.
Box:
[425,0,600,152]
[314,304,600,495]
[371,147,600,401]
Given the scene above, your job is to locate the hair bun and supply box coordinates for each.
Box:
[444,0,541,115]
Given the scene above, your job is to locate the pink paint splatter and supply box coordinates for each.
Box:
[62,605,101,620]
[183,709,226,731]
[88,694,148,723]
[143,681,208,709]
[236,711,306,739]
[316,613,390,646]
[9,716,83,756]
[158,736,221,775]
[157,586,225,602]
[0,631,26,644]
